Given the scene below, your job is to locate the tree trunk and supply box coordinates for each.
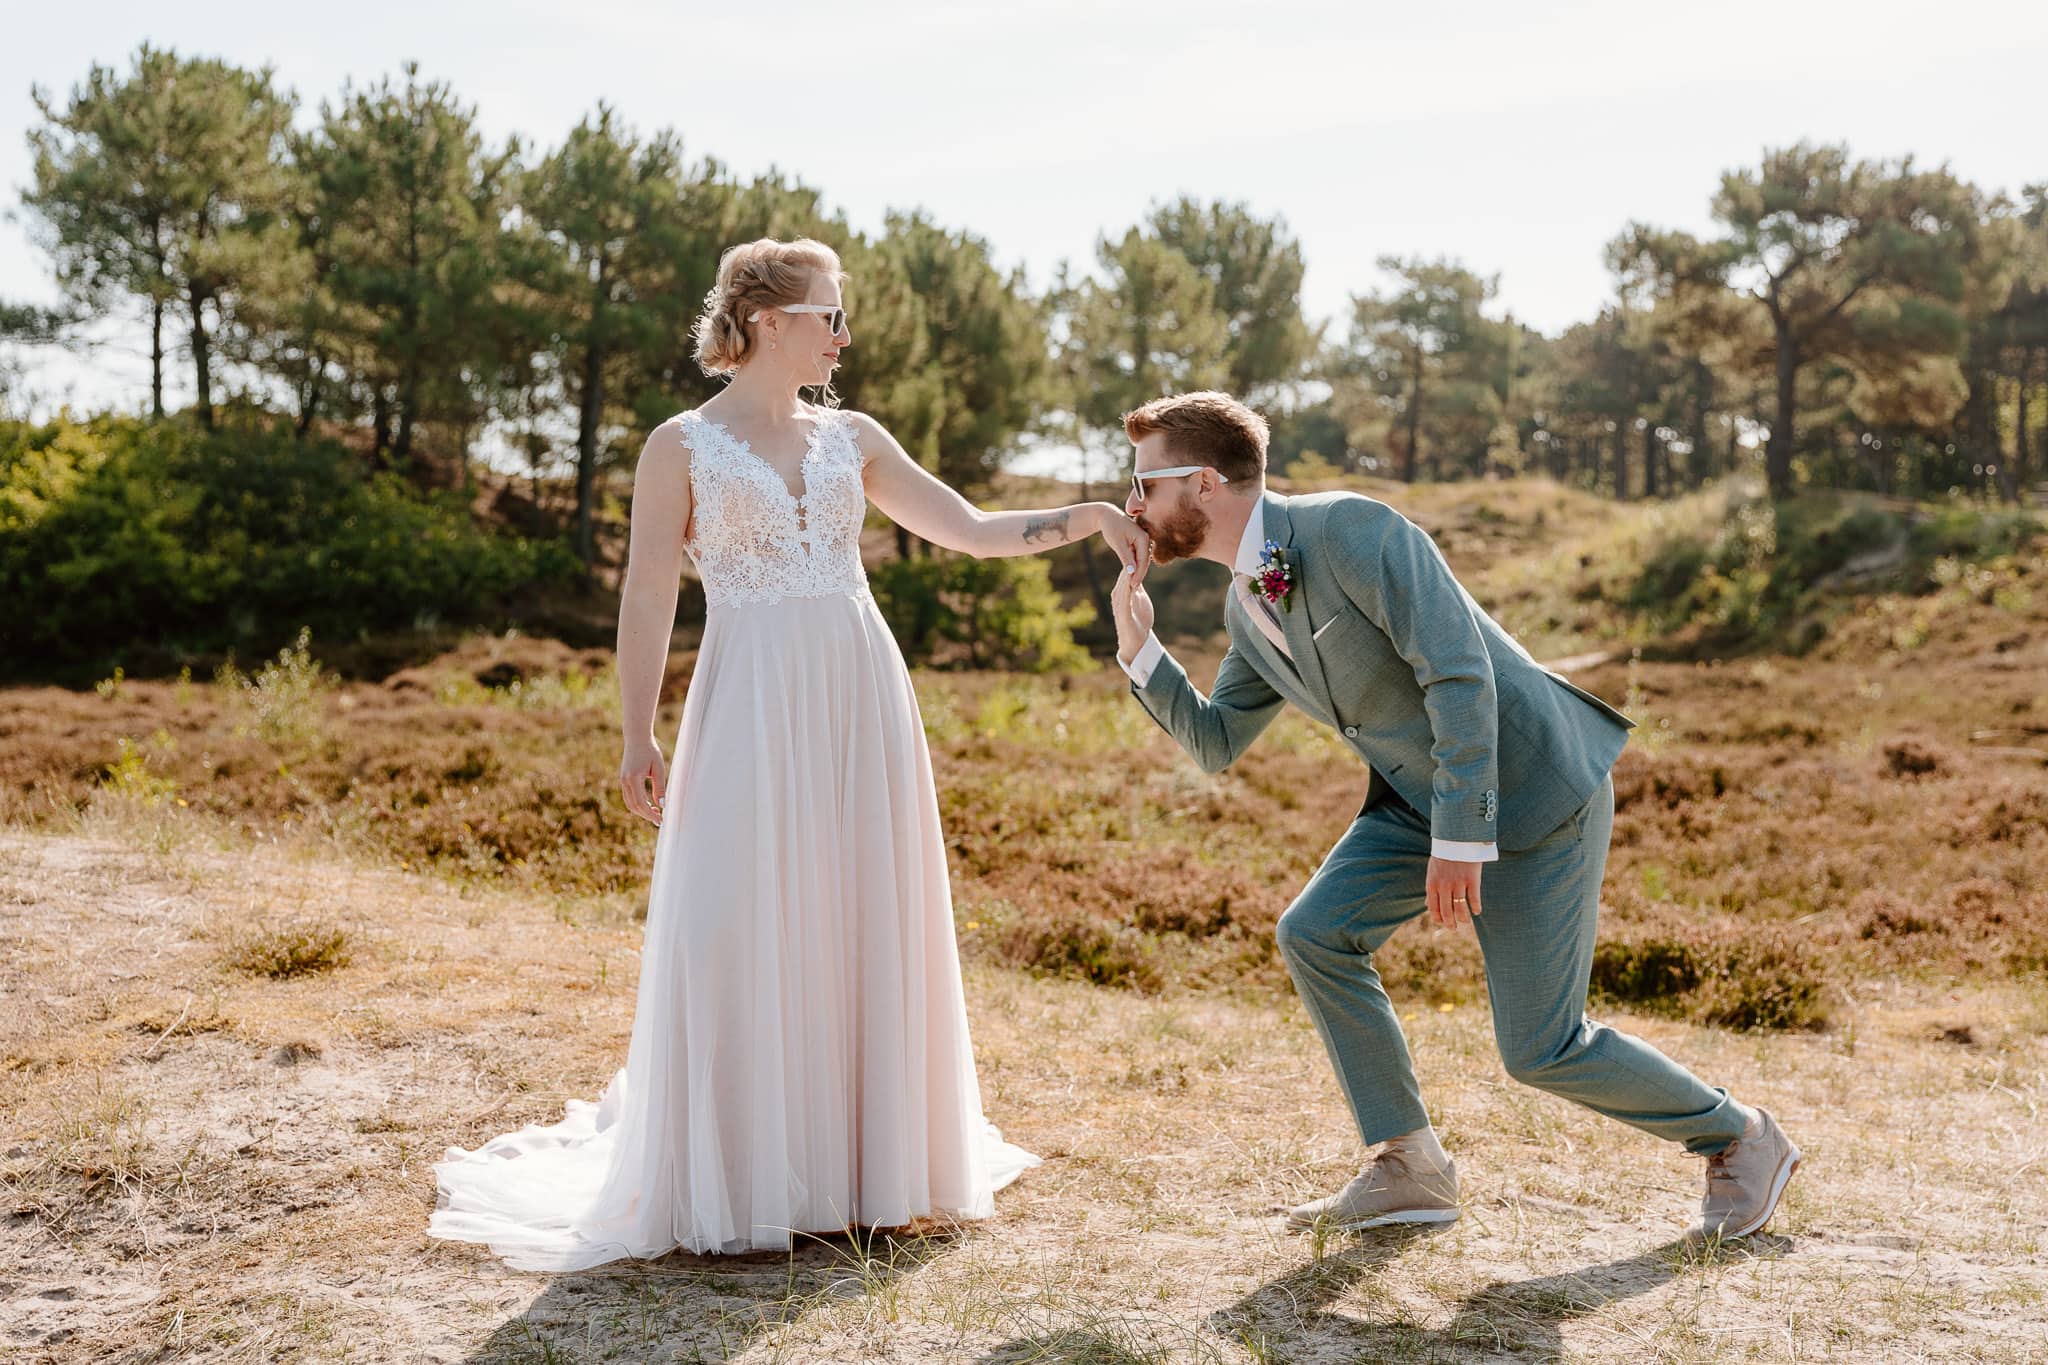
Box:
[395,308,419,467]
[1768,325,1798,499]
[2008,350,2032,504]
[459,414,477,512]
[395,382,417,468]
[2027,346,2042,500]
[1642,422,1660,498]
[1688,365,1712,489]
[1964,351,1998,472]
[187,284,214,430]
[1401,347,1423,483]
[396,167,422,468]
[148,220,168,421]
[296,351,324,438]
[1612,421,1629,500]
[575,339,603,567]
[372,387,392,463]
[1867,433,1892,495]
[142,294,164,420]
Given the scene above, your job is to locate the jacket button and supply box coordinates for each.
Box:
[1343,726,1359,738]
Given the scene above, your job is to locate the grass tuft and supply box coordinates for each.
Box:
[224,922,353,979]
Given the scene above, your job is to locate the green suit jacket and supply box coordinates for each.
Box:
[1132,489,1633,852]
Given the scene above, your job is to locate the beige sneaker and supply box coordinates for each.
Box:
[1693,1107,1802,1242]
[1285,1148,1460,1232]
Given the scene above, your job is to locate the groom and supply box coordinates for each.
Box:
[1107,391,1801,1241]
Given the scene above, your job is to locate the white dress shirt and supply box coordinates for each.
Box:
[1119,501,1497,864]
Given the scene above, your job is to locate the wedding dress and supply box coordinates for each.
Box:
[427,404,1039,1269]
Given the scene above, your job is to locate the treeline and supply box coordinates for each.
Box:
[0,415,583,681]
[10,44,2048,555]
[1323,151,2047,504]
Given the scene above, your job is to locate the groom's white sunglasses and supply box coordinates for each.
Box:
[749,303,847,334]
[1130,464,1229,503]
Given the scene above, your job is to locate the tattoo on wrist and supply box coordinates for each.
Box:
[1021,511,1070,546]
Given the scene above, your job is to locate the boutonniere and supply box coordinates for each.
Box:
[1253,540,1297,613]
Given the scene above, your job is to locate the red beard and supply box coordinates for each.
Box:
[1140,500,1209,564]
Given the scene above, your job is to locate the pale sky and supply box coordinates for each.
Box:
[5,0,2046,422]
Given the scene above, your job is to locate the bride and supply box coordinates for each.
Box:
[428,237,1149,1268]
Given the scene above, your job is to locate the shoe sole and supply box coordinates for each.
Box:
[1288,1206,1460,1233]
[1701,1143,1803,1242]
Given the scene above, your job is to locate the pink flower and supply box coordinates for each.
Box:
[1254,541,1297,612]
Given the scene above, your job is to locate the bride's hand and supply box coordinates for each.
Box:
[1097,507,1152,583]
[619,738,668,826]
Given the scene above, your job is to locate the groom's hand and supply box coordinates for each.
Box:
[1426,857,1483,930]
[1110,561,1155,665]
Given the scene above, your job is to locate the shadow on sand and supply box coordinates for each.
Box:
[1205,1226,1798,1363]
[974,1226,1796,1364]
[460,1221,962,1364]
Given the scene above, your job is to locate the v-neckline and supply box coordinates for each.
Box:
[693,409,821,506]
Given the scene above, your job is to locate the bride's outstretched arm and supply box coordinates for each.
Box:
[614,423,694,825]
[854,411,1148,567]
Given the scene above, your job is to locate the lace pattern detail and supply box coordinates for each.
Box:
[671,407,871,609]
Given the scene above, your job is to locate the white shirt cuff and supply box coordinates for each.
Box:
[1431,838,1499,863]
[1119,632,1165,687]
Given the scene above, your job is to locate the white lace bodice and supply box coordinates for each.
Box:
[670,407,871,609]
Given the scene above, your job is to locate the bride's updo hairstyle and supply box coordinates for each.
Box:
[691,237,846,377]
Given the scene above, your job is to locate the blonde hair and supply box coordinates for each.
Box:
[691,237,846,377]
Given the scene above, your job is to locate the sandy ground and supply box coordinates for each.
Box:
[4,820,2046,1363]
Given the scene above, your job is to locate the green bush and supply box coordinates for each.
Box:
[1764,499,1902,584]
[0,416,581,681]
[1618,487,2042,654]
[1692,933,1832,1031]
[997,908,1162,992]
[1625,537,1709,612]
[1591,924,1830,1031]
[871,551,1094,671]
[1907,503,2041,581]
[1588,935,1702,1002]
[214,625,337,747]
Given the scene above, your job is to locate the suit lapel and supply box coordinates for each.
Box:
[1225,581,1302,689]
[1265,494,1337,717]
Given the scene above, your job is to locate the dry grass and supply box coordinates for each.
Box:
[4,478,2046,1358]
[6,600,2044,1029]
[1,823,2043,1362]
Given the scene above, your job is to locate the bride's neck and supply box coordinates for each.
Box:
[714,362,809,424]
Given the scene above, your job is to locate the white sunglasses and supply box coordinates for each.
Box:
[1130,464,1229,502]
[748,303,847,333]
